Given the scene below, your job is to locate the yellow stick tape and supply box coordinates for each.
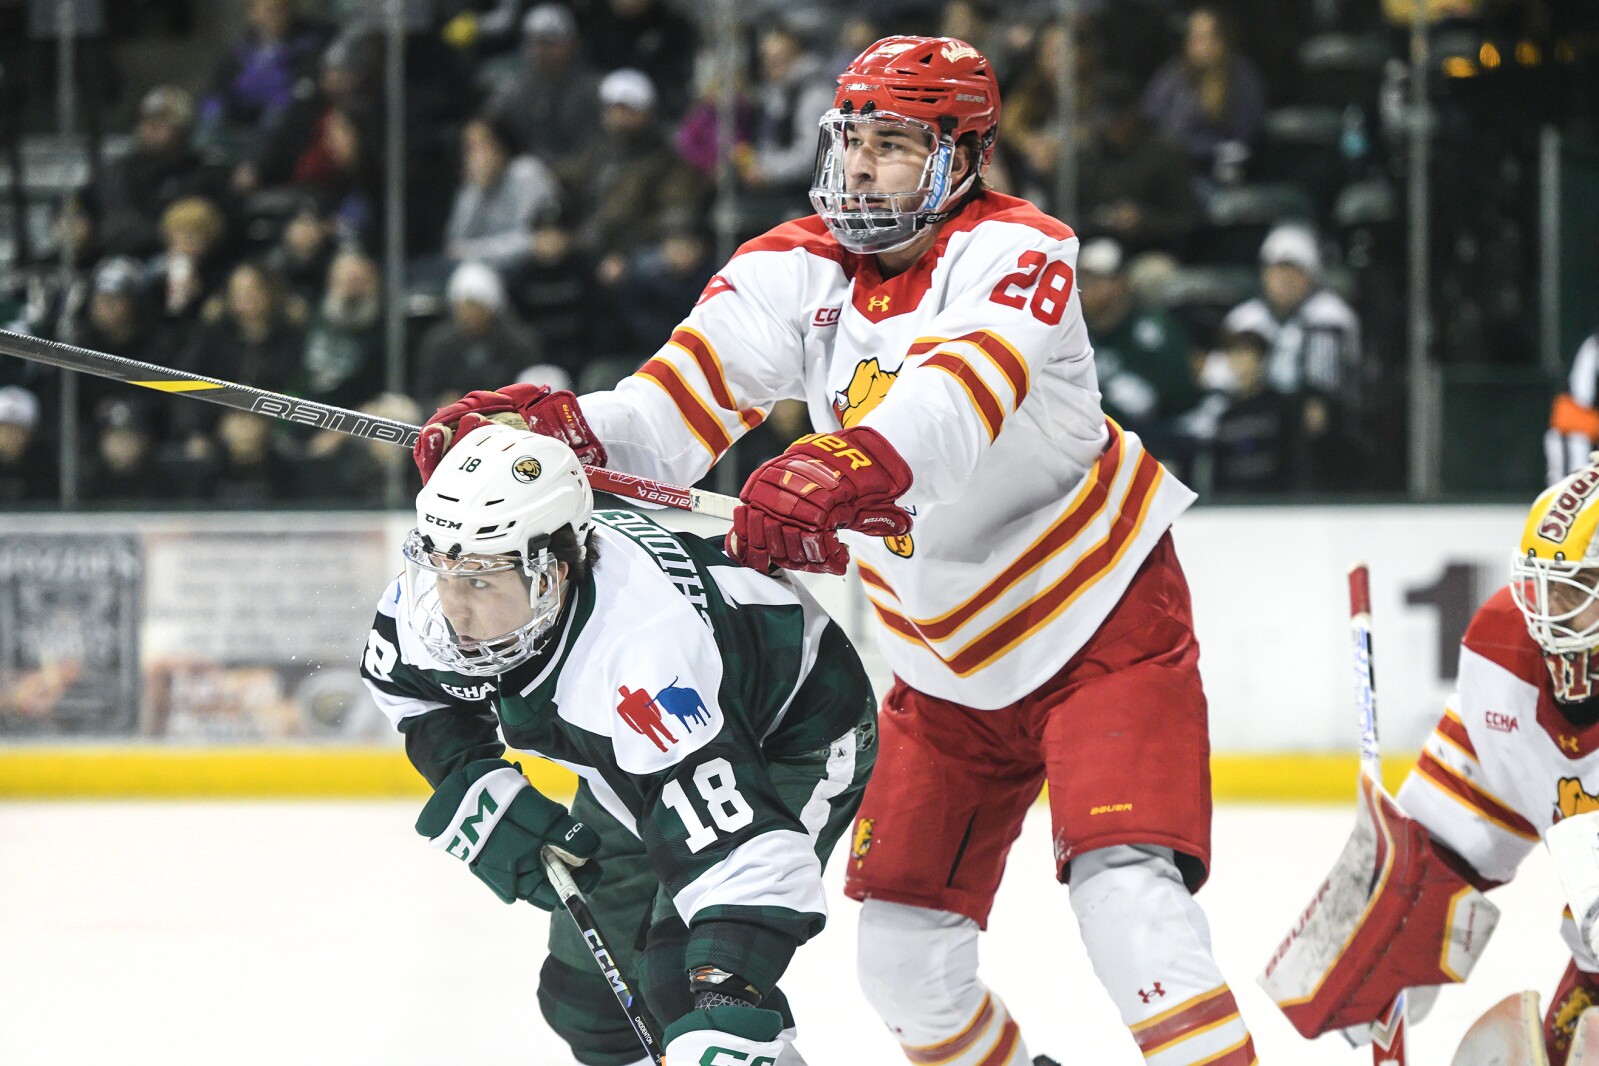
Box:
[0,749,1412,802]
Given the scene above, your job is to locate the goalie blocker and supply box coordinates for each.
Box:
[1259,773,1501,1037]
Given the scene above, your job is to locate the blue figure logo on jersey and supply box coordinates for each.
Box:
[616,679,710,754]
[655,678,710,730]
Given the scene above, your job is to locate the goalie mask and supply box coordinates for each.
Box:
[1510,457,1599,702]
[402,426,593,676]
[810,36,999,255]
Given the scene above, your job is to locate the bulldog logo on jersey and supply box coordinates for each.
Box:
[833,358,898,429]
[851,817,875,867]
[1553,984,1599,1055]
[1557,777,1599,822]
[616,680,711,754]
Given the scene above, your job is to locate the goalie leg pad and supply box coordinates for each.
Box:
[856,899,1030,1064]
[1450,992,1549,1066]
[1259,773,1501,1038]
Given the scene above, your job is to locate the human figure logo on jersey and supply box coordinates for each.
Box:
[615,680,710,752]
[616,685,677,752]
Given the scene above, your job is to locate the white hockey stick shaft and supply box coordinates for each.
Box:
[1349,562,1407,1065]
[1349,562,1382,782]
[540,847,665,1064]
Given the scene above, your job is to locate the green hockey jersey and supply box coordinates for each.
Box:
[361,509,875,981]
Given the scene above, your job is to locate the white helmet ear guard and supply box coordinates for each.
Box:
[402,426,593,676]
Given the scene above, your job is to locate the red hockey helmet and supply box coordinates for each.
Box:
[810,36,1001,254]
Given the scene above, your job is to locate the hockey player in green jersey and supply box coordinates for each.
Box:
[360,423,875,1065]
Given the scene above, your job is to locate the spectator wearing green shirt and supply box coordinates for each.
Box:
[1079,238,1204,470]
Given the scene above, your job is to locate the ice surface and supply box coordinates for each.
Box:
[0,802,1568,1064]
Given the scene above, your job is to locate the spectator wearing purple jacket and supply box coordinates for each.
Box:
[199,0,325,147]
[1140,6,1266,179]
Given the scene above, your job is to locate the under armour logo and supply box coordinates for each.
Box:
[1563,734,1582,754]
[1138,983,1166,1003]
[867,295,891,312]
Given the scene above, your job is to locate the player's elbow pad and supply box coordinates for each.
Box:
[1258,773,1501,1038]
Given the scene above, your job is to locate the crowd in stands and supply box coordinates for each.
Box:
[0,0,1573,508]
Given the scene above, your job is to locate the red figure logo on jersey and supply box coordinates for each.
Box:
[833,358,898,429]
[695,275,736,306]
[1138,983,1166,1003]
[616,680,711,753]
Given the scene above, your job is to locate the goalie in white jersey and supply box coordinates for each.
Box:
[1260,459,1599,1063]
[413,34,1256,1065]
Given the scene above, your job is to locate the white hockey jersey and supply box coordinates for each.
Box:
[1398,587,1596,914]
[582,193,1196,708]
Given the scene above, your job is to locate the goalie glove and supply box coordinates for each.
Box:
[662,1005,787,1066]
[415,758,600,909]
[1547,810,1599,962]
[413,383,607,483]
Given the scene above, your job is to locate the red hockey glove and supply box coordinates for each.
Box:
[413,383,607,483]
[727,427,912,576]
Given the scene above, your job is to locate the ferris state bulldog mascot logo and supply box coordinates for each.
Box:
[834,359,914,557]
[1558,777,1599,823]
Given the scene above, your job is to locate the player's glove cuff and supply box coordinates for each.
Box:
[662,1006,786,1065]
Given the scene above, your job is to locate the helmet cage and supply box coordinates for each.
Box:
[810,110,974,255]
[1510,548,1599,664]
[401,528,565,677]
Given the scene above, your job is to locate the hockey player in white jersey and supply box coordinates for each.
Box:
[411,34,1257,1066]
[361,426,875,1065]
[1261,459,1599,1064]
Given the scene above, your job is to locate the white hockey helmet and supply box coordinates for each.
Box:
[1510,456,1599,701]
[402,425,593,676]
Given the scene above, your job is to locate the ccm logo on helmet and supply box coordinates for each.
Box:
[1538,467,1599,542]
[425,513,463,530]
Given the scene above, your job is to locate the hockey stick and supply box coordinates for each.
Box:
[540,847,665,1065]
[1349,562,1409,1066]
[0,328,737,520]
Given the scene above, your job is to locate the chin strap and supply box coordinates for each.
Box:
[920,172,981,227]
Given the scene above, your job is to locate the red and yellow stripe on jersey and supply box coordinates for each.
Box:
[1403,704,1540,846]
[636,327,765,460]
[907,331,1031,443]
[857,421,1165,678]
